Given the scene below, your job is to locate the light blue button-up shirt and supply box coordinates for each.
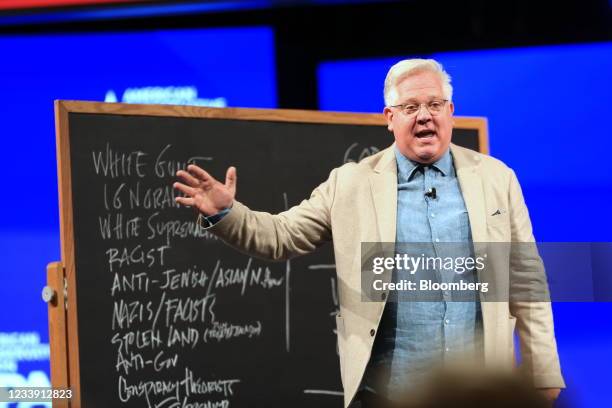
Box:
[363,146,483,399]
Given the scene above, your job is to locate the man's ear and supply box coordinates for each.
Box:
[448,101,455,115]
[383,107,394,132]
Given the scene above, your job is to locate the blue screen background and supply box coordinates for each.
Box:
[318,43,612,407]
[0,26,276,397]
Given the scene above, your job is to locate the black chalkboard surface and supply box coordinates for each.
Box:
[51,101,487,408]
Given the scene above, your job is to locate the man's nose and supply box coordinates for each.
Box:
[416,104,432,124]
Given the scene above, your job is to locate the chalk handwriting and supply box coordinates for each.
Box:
[154,144,212,178]
[99,213,142,240]
[92,144,147,179]
[343,142,380,164]
[160,268,209,291]
[106,244,170,272]
[111,272,151,296]
[202,321,262,343]
[147,212,218,245]
[111,329,163,356]
[213,258,284,295]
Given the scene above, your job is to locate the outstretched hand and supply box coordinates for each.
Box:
[173,165,237,215]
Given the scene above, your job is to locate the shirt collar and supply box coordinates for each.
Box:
[394,145,452,182]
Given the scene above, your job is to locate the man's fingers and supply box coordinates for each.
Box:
[176,169,201,188]
[187,164,216,185]
[173,181,197,197]
[174,196,195,207]
[225,166,237,195]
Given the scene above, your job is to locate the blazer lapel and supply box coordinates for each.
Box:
[451,143,487,243]
[369,146,398,243]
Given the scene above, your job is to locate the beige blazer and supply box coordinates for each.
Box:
[210,143,565,407]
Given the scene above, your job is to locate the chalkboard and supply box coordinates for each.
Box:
[52,101,488,408]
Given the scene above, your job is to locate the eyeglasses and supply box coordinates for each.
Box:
[390,99,449,116]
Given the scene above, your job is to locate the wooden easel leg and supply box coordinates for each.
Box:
[46,261,70,408]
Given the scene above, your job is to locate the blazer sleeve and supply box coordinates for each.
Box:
[507,169,566,389]
[206,168,338,262]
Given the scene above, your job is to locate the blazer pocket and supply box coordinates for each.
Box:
[335,314,347,386]
[487,211,510,227]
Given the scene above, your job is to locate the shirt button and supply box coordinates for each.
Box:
[445,347,450,352]
[444,319,450,325]
[431,213,436,218]
[381,292,387,301]
[370,329,376,337]
[435,238,440,243]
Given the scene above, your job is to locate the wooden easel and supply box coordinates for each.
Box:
[45,100,81,407]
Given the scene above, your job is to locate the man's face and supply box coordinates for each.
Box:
[384,71,454,164]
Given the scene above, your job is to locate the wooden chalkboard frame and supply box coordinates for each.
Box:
[49,100,488,407]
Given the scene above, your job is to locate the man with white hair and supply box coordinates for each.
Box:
[173,58,565,407]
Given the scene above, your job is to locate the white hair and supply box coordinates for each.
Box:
[383,58,453,106]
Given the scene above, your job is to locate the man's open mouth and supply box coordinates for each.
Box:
[415,129,436,138]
